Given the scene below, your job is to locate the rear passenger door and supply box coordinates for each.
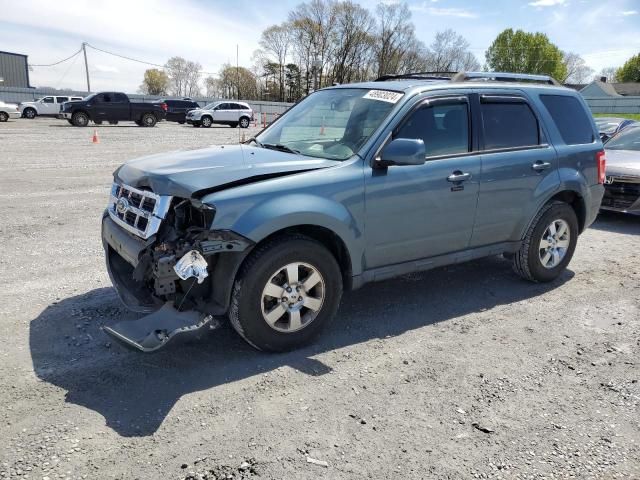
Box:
[470,93,558,247]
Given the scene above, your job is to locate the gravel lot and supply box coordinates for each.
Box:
[0,118,638,480]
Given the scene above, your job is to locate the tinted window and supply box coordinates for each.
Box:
[481,99,539,149]
[113,93,127,103]
[57,96,69,102]
[96,93,112,103]
[540,95,594,145]
[396,102,470,157]
[43,97,54,103]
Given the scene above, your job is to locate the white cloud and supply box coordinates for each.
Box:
[528,0,566,7]
[621,10,638,15]
[410,4,477,18]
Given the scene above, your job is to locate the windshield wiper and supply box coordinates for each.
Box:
[245,137,263,147]
[261,143,300,154]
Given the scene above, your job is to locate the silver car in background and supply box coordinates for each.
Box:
[185,101,253,128]
[601,126,640,214]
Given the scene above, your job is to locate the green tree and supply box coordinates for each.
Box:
[616,53,640,82]
[139,68,169,95]
[485,29,567,81]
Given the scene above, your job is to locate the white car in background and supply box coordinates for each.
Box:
[0,100,20,122]
[186,101,253,128]
[19,95,83,119]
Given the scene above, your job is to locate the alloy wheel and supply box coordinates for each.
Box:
[260,262,325,333]
[538,219,570,269]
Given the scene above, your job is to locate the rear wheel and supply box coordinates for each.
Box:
[72,112,89,127]
[201,116,212,128]
[229,235,343,352]
[513,202,578,283]
[140,113,157,127]
[0,112,8,122]
[23,108,37,119]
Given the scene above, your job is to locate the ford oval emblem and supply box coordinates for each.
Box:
[115,197,129,215]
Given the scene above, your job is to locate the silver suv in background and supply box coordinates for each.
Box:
[186,101,253,128]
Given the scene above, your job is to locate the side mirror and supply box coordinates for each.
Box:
[376,138,426,167]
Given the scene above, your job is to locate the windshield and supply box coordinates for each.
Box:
[605,127,640,151]
[204,102,220,110]
[256,88,402,161]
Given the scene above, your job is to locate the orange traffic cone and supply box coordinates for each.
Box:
[319,116,326,136]
[92,129,99,144]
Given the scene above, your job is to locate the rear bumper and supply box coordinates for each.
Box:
[585,184,605,228]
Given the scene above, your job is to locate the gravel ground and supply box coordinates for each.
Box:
[0,118,638,480]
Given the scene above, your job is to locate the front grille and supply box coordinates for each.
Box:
[602,180,640,211]
[108,183,172,239]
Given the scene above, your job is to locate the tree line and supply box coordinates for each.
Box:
[139,1,640,101]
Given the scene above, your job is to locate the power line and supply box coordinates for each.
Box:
[29,47,83,67]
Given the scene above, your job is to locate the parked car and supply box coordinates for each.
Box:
[186,101,253,128]
[160,99,201,123]
[19,95,83,119]
[0,100,21,122]
[60,92,167,127]
[594,117,638,142]
[101,71,605,353]
[601,126,640,214]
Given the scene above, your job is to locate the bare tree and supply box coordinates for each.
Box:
[165,57,202,97]
[562,52,594,84]
[425,29,480,72]
[203,76,219,98]
[331,1,375,84]
[596,66,618,83]
[259,24,291,101]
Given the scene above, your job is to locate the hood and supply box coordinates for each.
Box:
[605,149,640,178]
[114,144,339,198]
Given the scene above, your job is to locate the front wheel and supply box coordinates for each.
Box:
[201,116,212,128]
[513,202,578,283]
[72,112,89,127]
[0,112,8,122]
[239,117,250,128]
[140,113,157,127]
[229,235,343,352]
[23,108,37,119]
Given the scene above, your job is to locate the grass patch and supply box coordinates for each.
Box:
[593,113,640,121]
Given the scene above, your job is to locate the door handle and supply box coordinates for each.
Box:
[447,171,472,182]
[532,161,551,171]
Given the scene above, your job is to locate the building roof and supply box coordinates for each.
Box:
[612,83,640,96]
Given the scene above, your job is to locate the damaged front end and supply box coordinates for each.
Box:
[102,183,253,352]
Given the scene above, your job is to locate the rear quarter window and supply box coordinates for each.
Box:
[539,94,594,145]
[480,100,539,149]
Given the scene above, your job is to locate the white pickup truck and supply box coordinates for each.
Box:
[19,95,83,119]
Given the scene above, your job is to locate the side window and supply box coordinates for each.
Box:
[539,94,594,145]
[395,101,470,157]
[43,97,54,103]
[480,98,539,150]
[57,97,69,103]
[96,94,112,103]
[113,93,127,103]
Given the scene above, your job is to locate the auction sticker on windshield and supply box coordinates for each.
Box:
[363,90,404,103]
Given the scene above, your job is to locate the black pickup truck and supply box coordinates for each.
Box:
[60,92,167,127]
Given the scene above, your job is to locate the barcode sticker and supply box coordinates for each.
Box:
[363,90,404,103]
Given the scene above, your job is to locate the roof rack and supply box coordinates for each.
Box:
[375,72,456,82]
[450,71,561,86]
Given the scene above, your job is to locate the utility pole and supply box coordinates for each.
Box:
[82,42,91,93]
[236,44,239,100]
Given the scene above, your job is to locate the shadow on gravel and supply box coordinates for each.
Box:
[590,211,640,235]
[29,256,573,437]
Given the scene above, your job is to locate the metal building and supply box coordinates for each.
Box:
[0,51,31,88]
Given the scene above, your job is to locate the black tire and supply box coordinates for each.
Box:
[72,111,89,127]
[108,121,119,125]
[201,116,213,128]
[229,235,343,352]
[67,119,73,125]
[23,108,37,119]
[230,122,239,128]
[239,117,250,128]
[94,120,103,125]
[0,112,8,122]
[140,113,157,127]
[513,202,578,283]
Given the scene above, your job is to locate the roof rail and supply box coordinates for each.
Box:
[450,71,561,86]
[375,72,455,82]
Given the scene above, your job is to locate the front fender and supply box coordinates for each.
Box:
[215,193,364,275]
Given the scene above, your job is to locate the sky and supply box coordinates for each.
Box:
[0,0,639,92]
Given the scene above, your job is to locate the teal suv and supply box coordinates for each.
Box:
[101,72,606,352]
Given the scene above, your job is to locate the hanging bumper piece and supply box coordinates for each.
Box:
[103,303,221,353]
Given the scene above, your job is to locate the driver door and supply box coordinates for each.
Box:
[40,97,56,115]
[364,95,481,269]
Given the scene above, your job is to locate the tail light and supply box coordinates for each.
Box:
[596,150,606,184]
[161,102,168,112]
